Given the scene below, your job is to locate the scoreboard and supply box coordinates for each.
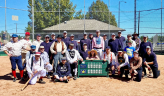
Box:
[78,60,109,77]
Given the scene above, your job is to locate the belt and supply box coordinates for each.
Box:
[94,47,102,49]
[11,55,21,57]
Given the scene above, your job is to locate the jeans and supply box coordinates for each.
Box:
[53,52,63,73]
[149,65,160,78]
[136,67,142,82]
[120,64,130,78]
[10,56,23,70]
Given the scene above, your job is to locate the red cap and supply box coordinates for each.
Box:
[35,52,41,55]
[25,32,30,36]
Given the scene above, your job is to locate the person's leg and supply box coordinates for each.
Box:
[16,56,24,80]
[124,65,130,79]
[10,57,17,81]
[28,72,38,85]
[120,67,125,77]
[142,63,147,77]
[21,53,26,66]
[73,62,78,80]
[59,52,63,63]
[136,68,142,82]
[38,69,46,84]
[53,54,59,73]
[150,65,159,78]
[70,64,74,77]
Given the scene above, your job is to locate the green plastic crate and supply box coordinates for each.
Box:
[0,51,7,56]
[78,60,109,78]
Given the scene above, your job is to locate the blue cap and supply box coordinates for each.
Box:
[70,34,74,37]
[30,45,36,49]
[111,33,115,36]
[51,33,55,35]
[143,35,147,38]
[84,32,87,35]
[63,31,67,34]
[37,34,41,36]
[61,57,67,60]
[45,35,50,38]
[83,43,87,46]
[106,46,111,49]
[12,34,18,37]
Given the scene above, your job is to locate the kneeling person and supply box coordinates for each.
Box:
[26,52,46,84]
[54,57,72,83]
[39,46,53,79]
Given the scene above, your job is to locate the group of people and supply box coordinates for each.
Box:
[3,30,160,84]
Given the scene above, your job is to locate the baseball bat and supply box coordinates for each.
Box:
[21,76,33,91]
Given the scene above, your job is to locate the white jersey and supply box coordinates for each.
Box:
[3,41,26,56]
[66,49,82,64]
[101,52,115,65]
[21,39,32,53]
[32,40,43,52]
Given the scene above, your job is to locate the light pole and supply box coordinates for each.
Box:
[118,1,126,28]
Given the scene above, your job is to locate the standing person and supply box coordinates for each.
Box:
[115,49,129,79]
[79,32,91,51]
[101,46,115,77]
[66,43,83,80]
[86,49,100,60]
[26,52,46,84]
[40,35,52,57]
[129,51,142,82]
[3,34,30,82]
[32,34,43,52]
[126,34,136,48]
[54,57,72,83]
[25,45,36,69]
[103,34,108,51]
[116,31,126,49]
[21,32,32,66]
[39,46,53,79]
[138,35,153,77]
[124,40,135,61]
[89,33,93,48]
[50,35,67,73]
[2,32,6,43]
[79,43,90,60]
[62,31,70,44]
[92,30,104,58]
[132,32,141,51]
[143,46,160,78]
[108,33,121,55]
[66,34,78,50]
[49,33,57,43]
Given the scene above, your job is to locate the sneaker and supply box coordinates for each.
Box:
[149,70,153,77]
[54,79,59,82]
[73,75,77,80]
[13,78,16,82]
[64,79,69,83]
[20,77,25,81]
[47,75,51,79]
[143,75,147,78]
[38,79,46,84]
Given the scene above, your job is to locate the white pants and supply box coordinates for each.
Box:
[44,64,53,72]
[94,48,103,58]
[28,69,46,85]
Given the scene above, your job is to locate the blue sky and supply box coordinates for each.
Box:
[0,0,163,37]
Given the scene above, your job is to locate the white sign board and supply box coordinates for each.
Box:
[12,15,18,21]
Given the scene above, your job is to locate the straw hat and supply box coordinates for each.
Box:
[88,49,98,55]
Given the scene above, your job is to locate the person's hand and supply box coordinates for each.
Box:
[31,73,34,77]
[63,76,67,80]
[61,51,64,54]
[144,61,147,65]
[103,59,106,62]
[74,61,77,63]
[147,65,151,70]
[7,53,12,57]
[59,77,63,81]
[80,58,83,62]
[46,62,49,65]
[129,69,133,74]
[34,70,38,74]
[54,51,57,54]
[117,66,120,71]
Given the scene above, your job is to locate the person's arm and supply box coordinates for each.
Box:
[62,42,67,53]
[132,57,142,70]
[37,58,44,72]
[89,39,91,50]
[149,42,153,52]
[25,51,30,64]
[119,54,129,67]
[111,53,116,65]
[26,58,32,74]
[130,58,134,68]
[65,51,74,64]
[3,43,12,57]
[133,40,136,48]
[45,52,50,63]
[101,37,104,51]
[66,63,71,76]
[147,53,156,65]
[94,55,100,60]
[50,42,56,54]
[79,40,82,51]
[76,42,78,50]
[92,38,95,49]
[56,64,62,77]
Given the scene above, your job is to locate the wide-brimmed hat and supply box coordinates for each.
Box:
[88,49,98,55]
[132,32,139,36]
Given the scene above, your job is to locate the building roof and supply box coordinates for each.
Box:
[43,19,125,32]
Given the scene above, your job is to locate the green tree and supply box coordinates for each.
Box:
[74,10,84,19]
[85,0,117,26]
[26,0,76,33]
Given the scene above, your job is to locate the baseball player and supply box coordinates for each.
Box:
[26,52,46,84]
[54,57,72,83]
[3,34,30,82]
[32,34,43,52]
[21,32,32,66]
[39,46,53,79]
[66,43,83,80]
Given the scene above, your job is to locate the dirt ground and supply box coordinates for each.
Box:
[0,55,164,96]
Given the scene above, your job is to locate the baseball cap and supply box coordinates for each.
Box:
[146,46,151,49]
[118,49,124,52]
[12,34,18,37]
[70,34,74,37]
[96,30,100,32]
[61,57,67,60]
[89,33,93,35]
[57,35,62,38]
[51,33,55,35]
[103,34,107,36]
[143,35,147,38]
[31,45,36,49]
[134,51,138,54]
[35,52,41,55]
[83,43,87,46]
[25,32,30,36]
[45,35,50,38]
[70,43,74,46]
[37,34,41,36]
[128,40,133,43]
[111,33,115,36]
[118,31,121,33]
[106,46,111,49]
[39,46,44,49]
[127,34,132,37]
[84,32,87,35]
[63,31,67,34]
